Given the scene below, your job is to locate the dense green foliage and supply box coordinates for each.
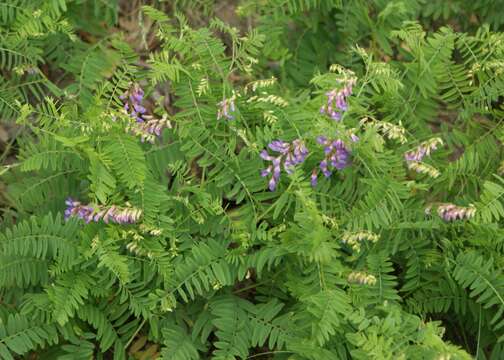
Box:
[1,0,504,359]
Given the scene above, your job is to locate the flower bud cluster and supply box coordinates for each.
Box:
[342,231,379,252]
[406,161,440,178]
[348,271,377,286]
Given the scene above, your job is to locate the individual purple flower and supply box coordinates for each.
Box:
[260,139,308,191]
[268,140,290,154]
[260,166,272,177]
[320,78,356,122]
[65,198,142,225]
[120,84,146,122]
[311,136,351,186]
[217,96,236,120]
[311,169,318,187]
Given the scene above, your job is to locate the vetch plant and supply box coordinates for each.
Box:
[2,1,504,360]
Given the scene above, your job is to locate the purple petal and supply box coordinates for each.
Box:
[260,150,273,161]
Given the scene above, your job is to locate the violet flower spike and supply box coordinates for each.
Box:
[404,137,443,176]
[121,84,147,122]
[320,78,356,122]
[404,138,443,163]
[436,203,476,222]
[313,136,351,184]
[128,115,172,143]
[260,139,308,191]
[64,199,142,225]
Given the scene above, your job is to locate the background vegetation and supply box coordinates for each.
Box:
[1,0,504,359]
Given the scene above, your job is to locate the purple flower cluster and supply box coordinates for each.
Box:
[437,203,476,222]
[320,78,356,121]
[217,97,236,120]
[404,138,443,162]
[129,115,172,143]
[260,140,308,191]
[311,136,352,186]
[65,198,142,224]
[120,84,146,123]
[404,138,443,176]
